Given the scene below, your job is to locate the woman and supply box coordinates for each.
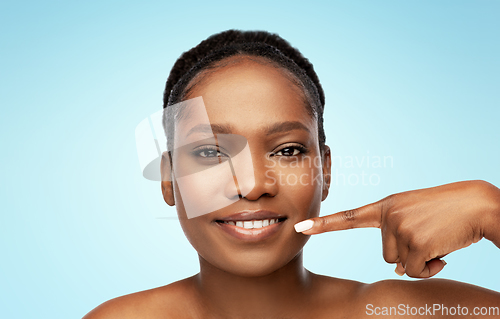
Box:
[84,30,500,318]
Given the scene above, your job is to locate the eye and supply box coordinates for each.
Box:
[274,145,307,157]
[198,149,220,158]
[192,145,229,161]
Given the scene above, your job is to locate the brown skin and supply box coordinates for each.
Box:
[84,57,500,319]
[300,180,500,278]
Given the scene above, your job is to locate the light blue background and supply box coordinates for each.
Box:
[1,1,499,318]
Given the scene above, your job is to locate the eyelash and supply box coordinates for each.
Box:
[192,144,308,159]
[191,145,229,158]
[273,144,308,157]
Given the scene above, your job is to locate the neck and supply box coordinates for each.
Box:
[193,251,313,318]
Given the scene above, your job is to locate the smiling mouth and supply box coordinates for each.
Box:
[216,218,287,229]
[214,217,288,242]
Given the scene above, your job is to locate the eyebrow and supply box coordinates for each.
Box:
[265,121,310,135]
[185,121,310,137]
[186,123,234,137]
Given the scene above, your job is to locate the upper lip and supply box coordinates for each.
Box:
[215,210,287,222]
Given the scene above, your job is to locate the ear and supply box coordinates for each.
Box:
[160,151,175,206]
[321,145,332,201]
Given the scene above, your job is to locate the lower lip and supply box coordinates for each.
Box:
[215,220,286,242]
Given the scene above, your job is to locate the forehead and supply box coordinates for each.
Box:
[183,57,316,133]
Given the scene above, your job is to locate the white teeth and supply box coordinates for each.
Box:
[243,221,253,229]
[224,218,281,228]
[253,220,263,228]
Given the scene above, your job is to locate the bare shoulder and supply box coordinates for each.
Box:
[309,274,499,318]
[82,276,199,319]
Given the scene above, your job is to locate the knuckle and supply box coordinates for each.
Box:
[382,249,397,263]
[342,210,357,223]
[406,267,427,279]
[382,193,399,211]
[404,262,423,278]
[407,238,420,251]
[384,210,401,228]
[319,216,334,231]
[381,234,399,263]
[395,223,411,239]
[405,270,420,278]
[469,221,483,244]
[319,217,329,229]
[384,193,397,205]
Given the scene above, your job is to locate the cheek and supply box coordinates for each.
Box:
[173,163,240,219]
[274,165,324,219]
[172,180,206,245]
[173,179,230,262]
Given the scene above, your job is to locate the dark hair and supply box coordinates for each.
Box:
[163,29,326,151]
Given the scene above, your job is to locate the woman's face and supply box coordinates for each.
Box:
[163,56,331,277]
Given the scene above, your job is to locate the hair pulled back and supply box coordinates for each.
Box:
[163,29,326,150]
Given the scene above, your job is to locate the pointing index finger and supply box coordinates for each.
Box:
[294,201,383,234]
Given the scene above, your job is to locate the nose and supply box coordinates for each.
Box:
[225,150,278,201]
[243,156,278,200]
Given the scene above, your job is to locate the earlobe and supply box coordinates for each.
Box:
[160,151,175,206]
[321,145,332,201]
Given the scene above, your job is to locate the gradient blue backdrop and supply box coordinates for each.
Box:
[1,1,499,318]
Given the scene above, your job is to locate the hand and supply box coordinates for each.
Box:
[294,180,500,278]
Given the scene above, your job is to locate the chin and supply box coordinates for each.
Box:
[201,239,308,278]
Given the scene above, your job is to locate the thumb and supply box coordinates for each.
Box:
[294,202,382,235]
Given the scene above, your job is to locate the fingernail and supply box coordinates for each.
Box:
[294,220,314,233]
[442,260,447,266]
